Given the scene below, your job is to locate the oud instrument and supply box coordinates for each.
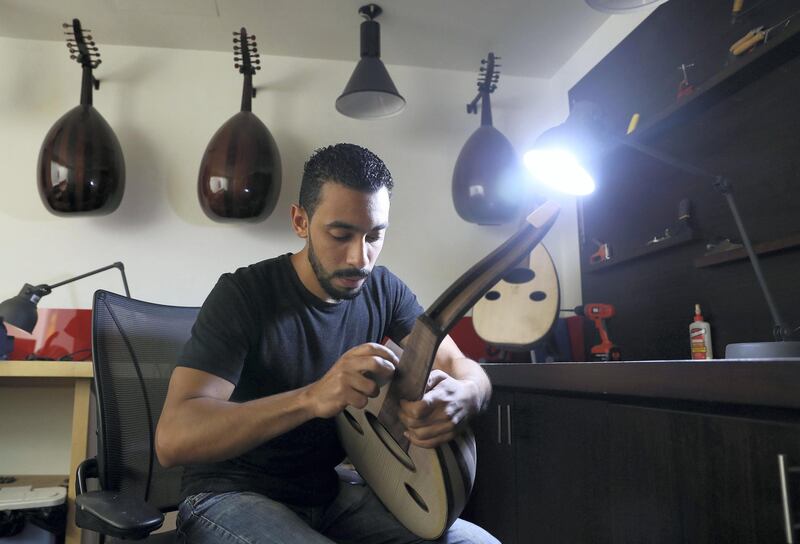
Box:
[452,52,521,225]
[337,201,560,539]
[198,28,281,222]
[38,18,125,216]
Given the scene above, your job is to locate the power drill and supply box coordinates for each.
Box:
[573,303,621,361]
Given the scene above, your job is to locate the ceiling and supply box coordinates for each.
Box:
[0,0,612,78]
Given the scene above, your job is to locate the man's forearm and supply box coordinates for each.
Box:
[450,356,492,414]
[156,385,316,467]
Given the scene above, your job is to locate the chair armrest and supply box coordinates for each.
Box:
[75,457,98,496]
[76,491,164,540]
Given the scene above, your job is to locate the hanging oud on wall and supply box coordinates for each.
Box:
[451,52,522,225]
[38,19,125,216]
[337,201,560,539]
[198,28,281,222]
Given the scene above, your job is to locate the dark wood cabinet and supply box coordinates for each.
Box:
[465,389,517,543]
[466,383,800,543]
[514,394,610,544]
[608,405,759,543]
[465,391,610,544]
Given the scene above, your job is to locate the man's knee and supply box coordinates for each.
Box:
[441,518,500,544]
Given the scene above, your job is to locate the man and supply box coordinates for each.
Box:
[156,143,499,543]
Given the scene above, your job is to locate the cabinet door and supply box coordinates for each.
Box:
[749,420,800,544]
[514,393,611,544]
[608,405,758,544]
[463,389,517,544]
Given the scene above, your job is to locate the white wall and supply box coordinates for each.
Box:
[0,36,570,313]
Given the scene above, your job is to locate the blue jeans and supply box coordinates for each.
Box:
[176,481,500,544]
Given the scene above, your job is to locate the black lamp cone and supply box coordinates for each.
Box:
[336,4,405,119]
[336,57,405,118]
[0,284,43,333]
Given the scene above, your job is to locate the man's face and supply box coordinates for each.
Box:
[302,182,390,301]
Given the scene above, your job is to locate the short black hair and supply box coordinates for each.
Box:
[299,143,393,217]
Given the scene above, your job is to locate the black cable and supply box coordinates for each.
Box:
[59,348,92,361]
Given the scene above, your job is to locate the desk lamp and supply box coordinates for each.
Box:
[524,101,800,358]
[0,262,130,334]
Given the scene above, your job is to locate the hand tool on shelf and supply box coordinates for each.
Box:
[589,239,612,265]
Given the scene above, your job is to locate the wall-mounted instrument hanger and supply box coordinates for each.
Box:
[451,52,522,225]
[37,18,125,216]
[197,27,281,222]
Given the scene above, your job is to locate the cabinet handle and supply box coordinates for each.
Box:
[778,454,798,544]
[506,404,512,445]
[496,404,502,444]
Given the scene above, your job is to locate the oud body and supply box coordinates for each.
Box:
[337,201,560,539]
[38,18,125,216]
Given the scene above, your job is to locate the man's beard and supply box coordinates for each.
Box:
[308,237,370,301]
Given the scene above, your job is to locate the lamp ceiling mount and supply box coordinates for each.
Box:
[358,4,382,20]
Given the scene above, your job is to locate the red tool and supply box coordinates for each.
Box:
[589,239,611,265]
[574,303,621,361]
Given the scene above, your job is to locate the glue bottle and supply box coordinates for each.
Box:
[689,304,713,360]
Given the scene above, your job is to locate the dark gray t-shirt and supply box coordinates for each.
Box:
[178,253,423,506]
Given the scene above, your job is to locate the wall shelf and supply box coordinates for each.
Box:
[631,19,800,142]
[694,232,800,268]
[586,229,695,273]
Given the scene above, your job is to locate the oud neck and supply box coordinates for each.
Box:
[80,65,93,106]
[480,91,492,126]
[241,72,253,112]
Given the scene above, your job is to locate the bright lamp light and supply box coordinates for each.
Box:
[523,149,596,196]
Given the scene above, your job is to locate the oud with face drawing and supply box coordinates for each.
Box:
[155,143,500,544]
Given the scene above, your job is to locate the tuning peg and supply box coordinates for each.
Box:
[250,47,258,53]
[247,35,256,40]
[234,46,241,51]
[256,66,261,70]
[252,59,260,64]
[235,63,241,69]
[481,59,487,64]
[70,55,78,60]
[495,56,502,60]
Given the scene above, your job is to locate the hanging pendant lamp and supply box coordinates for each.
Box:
[585,0,664,13]
[452,53,522,225]
[38,19,125,216]
[197,28,282,222]
[336,4,406,119]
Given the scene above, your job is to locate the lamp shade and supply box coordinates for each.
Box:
[0,285,45,333]
[585,0,664,13]
[336,5,405,119]
[336,57,406,119]
[523,101,613,195]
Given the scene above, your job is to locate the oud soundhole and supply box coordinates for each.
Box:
[405,483,429,513]
[365,411,416,472]
[343,409,364,435]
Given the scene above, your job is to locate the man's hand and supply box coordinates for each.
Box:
[398,369,480,449]
[305,343,397,419]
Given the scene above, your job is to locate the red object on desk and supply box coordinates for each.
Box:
[7,308,92,361]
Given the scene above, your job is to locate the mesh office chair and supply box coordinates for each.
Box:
[75,290,199,542]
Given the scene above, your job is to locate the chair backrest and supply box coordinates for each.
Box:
[91,289,199,511]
